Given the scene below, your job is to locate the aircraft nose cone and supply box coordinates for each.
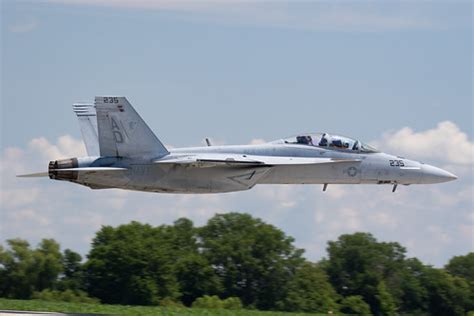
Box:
[421,164,457,184]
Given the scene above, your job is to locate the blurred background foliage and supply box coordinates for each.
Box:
[1,212,472,315]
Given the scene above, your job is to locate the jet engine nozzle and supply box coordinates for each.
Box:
[48,158,79,181]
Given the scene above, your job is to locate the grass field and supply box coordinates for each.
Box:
[0,298,328,315]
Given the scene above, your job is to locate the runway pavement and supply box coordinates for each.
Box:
[0,311,66,315]
[0,311,100,316]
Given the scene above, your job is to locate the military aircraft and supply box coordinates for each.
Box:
[19,96,457,193]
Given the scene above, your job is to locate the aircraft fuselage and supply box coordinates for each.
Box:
[49,143,456,194]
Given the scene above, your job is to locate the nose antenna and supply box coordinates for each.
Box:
[392,183,398,193]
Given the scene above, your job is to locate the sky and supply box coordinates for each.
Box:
[1,0,473,267]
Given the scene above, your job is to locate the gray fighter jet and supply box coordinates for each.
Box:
[19,96,457,193]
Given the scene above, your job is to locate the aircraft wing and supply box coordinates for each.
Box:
[154,154,361,168]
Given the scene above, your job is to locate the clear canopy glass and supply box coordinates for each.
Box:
[277,133,378,153]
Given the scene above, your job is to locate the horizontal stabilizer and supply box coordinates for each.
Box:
[50,167,127,172]
[154,154,361,168]
[17,172,49,178]
[17,167,127,178]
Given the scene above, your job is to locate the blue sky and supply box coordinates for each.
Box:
[1,1,472,267]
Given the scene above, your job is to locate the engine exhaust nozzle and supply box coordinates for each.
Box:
[48,158,79,181]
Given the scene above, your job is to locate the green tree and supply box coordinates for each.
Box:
[340,295,372,315]
[199,213,304,310]
[85,219,223,306]
[0,244,7,295]
[422,267,471,316]
[0,239,63,299]
[0,239,37,298]
[445,253,474,310]
[85,222,180,305]
[376,281,397,316]
[175,253,221,306]
[280,262,340,313]
[325,232,405,314]
[35,239,63,291]
[170,218,221,306]
[445,253,474,281]
[398,258,429,314]
[57,249,84,291]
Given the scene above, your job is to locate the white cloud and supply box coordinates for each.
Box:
[371,211,398,229]
[332,207,362,231]
[0,188,40,208]
[1,122,473,267]
[28,135,86,161]
[9,208,50,227]
[324,185,346,199]
[255,185,298,210]
[372,121,473,165]
[459,224,474,242]
[0,147,27,175]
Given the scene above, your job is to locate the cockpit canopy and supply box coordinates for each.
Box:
[276,133,378,153]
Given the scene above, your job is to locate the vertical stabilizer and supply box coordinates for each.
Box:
[95,96,169,158]
[73,103,100,156]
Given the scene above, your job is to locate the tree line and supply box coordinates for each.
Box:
[0,212,473,315]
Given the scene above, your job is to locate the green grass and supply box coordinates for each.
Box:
[0,298,327,315]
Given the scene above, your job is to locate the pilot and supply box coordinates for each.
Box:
[352,140,359,151]
[319,133,328,146]
[331,139,343,148]
[296,136,308,145]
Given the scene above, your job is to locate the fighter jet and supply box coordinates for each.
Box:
[19,96,457,193]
